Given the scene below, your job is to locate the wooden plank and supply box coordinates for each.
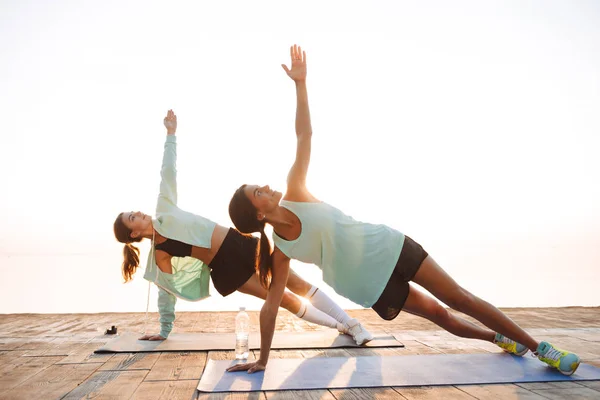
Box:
[57,342,114,364]
[457,383,549,399]
[145,351,207,381]
[515,381,587,390]
[208,350,256,361]
[0,355,65,394]
[0,362,100,400]
[578,380,600,390]
[265,390,336,399]
[0,338,29,351]
[330,387,405,399]
[196,392,266,400]
[393,386,476,399]
[62,370,147,399]
[132,379,199,400]
[98,352,161,371]
[0,350,29,365]
[392,341,443,356]
[24,338,93,357]
[530,386,600,399]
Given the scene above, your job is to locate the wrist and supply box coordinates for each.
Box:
[167,130,176,135]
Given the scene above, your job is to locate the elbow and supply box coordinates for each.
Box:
[260,302,279,321]
[296,130,312,140]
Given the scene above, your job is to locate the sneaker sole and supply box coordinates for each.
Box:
[514,348,529,357]
[500,347,528,357]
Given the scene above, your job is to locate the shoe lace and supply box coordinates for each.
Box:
[540,347,563,361]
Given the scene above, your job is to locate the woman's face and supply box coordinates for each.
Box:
[244,184,282,220]
[121,211,152,238]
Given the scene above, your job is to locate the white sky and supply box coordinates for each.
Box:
[1,0,599,314]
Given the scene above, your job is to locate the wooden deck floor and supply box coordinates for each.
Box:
[1,307,599,399]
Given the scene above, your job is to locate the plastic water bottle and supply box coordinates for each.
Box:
[235,306,250,359]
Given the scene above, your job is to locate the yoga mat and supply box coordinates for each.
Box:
[94,331,402,353]
[197,353,600,392]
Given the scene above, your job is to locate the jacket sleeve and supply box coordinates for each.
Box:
[157,286,177,338]
[157,135,177,211]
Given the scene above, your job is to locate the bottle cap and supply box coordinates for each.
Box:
[239,306,246,311]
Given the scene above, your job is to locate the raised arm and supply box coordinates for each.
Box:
[226,248,290,373]
[282,45,313,198]
[157,110,178,212]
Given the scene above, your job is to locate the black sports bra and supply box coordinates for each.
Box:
[155,238,192,257]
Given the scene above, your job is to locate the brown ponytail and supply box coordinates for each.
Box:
[122,243,140,283]
[113,212,143,283]
[229,185,273,289]
[257,226,273,288]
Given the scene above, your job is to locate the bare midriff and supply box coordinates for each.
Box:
[155,224,230,274]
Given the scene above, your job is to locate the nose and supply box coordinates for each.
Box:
[264,185,270,192]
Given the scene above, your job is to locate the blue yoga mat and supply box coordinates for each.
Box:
[197,353,600,392]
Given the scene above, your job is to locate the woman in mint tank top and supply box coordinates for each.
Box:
[112,110,366,342]
[227,45,580,375]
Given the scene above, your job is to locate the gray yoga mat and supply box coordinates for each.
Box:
[197,353,600,392]
[94,331,402,353]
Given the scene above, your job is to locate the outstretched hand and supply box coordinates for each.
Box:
[226,360,266,374]
[164,109,177,135]
[138,334,166,341]
[281,44,307,82]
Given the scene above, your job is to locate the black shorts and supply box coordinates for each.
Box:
[371,235,428,320]
[208,228,258,297]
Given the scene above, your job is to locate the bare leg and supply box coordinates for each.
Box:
[411,256,539,351]
[237,273,301,313]
[286,269,353,326]
[237,273,338,329]
[285,269,312,296]
[403,283,495,342]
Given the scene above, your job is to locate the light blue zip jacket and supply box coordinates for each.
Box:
[142,135,217,338]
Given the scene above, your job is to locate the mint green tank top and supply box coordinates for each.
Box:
[273,200,405,307]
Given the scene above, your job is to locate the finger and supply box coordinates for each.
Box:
[294,44,298,59]
[226,364,247,372]
[289,45,294,61]
[298,46,302,60]
[281,64,290,74]
[303,50,306,64]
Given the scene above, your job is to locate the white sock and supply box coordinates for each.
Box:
[295,303,338,329]
[306,285,352,325]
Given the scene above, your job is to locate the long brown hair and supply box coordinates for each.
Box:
[113,212,143,283]
[229,185,272,288]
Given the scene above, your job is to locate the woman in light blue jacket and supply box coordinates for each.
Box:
[113,110,371,343]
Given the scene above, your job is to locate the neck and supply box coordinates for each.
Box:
[141,225,156,240]
[266,206,297,233]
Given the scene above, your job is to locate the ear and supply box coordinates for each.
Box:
[130,230,140,239]
[257,212,265,221]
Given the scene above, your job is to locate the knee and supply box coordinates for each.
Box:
[280,292,300,311]
[285,277,311,296]
[446,289,476,313]
[430,303,451,323]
